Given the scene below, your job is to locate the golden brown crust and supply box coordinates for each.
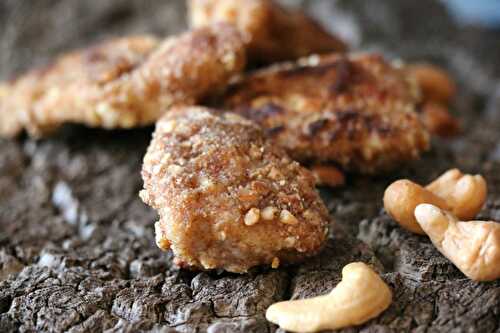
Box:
[222,53,430,174]
[140,107,330,273]
[0,24,246,138]
[188,0,347,64]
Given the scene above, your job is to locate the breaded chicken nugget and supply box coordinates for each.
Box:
[0,24,246,138]
[188,0,347,64]
[222,54,430,174]
[140,107,330,273]
[0,35,159,137]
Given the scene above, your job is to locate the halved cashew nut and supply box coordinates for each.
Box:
[384,169,487,234]
[415,204,500,281]
[265,262,392,332]
[426,169,487,220]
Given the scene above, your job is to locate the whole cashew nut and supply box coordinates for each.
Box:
[265,262,392,332]
[383,169,487,234]
[415,204,500,281]
[384,179,449,234]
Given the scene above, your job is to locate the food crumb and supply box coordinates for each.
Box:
[262,206,278,220]
[280,209,298,225]
[271,257,280,269]
[244,208,261,226]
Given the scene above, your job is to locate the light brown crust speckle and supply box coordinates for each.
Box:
[140,106,330,273]
[222,53,430,173]
[188,0,347,64]
[0,24,246,138]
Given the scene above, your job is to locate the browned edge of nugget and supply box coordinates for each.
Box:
[406,63,461,138]
[140,106,330,273]
[222,53,430,174]
[419,101,461,138]
[0,23,246,138]
[188,0,347,64]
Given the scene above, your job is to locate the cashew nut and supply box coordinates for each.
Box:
[426,169,487,220]
[383,169,487,234]
[265,262,392,332]
[384,179,450,234]
[415,204,500,281]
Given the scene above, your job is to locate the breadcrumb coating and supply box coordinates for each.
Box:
[140,107,330,273]
[222,53,430,174]
[188,0,347,64]
[0,24,246,137]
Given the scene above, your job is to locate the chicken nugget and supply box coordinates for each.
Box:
[222,53,430,174]
[188,0,347,64]
[0,23,246,138]
[140,106,330,273]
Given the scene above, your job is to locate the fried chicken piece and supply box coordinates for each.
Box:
[140,107,330,273]
[188,0,347,64]
[222,53,430,174]
[0,24,246,138]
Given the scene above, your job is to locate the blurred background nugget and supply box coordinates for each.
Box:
[188,0,347,64]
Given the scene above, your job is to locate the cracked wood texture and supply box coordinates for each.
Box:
[1,0,500,332]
